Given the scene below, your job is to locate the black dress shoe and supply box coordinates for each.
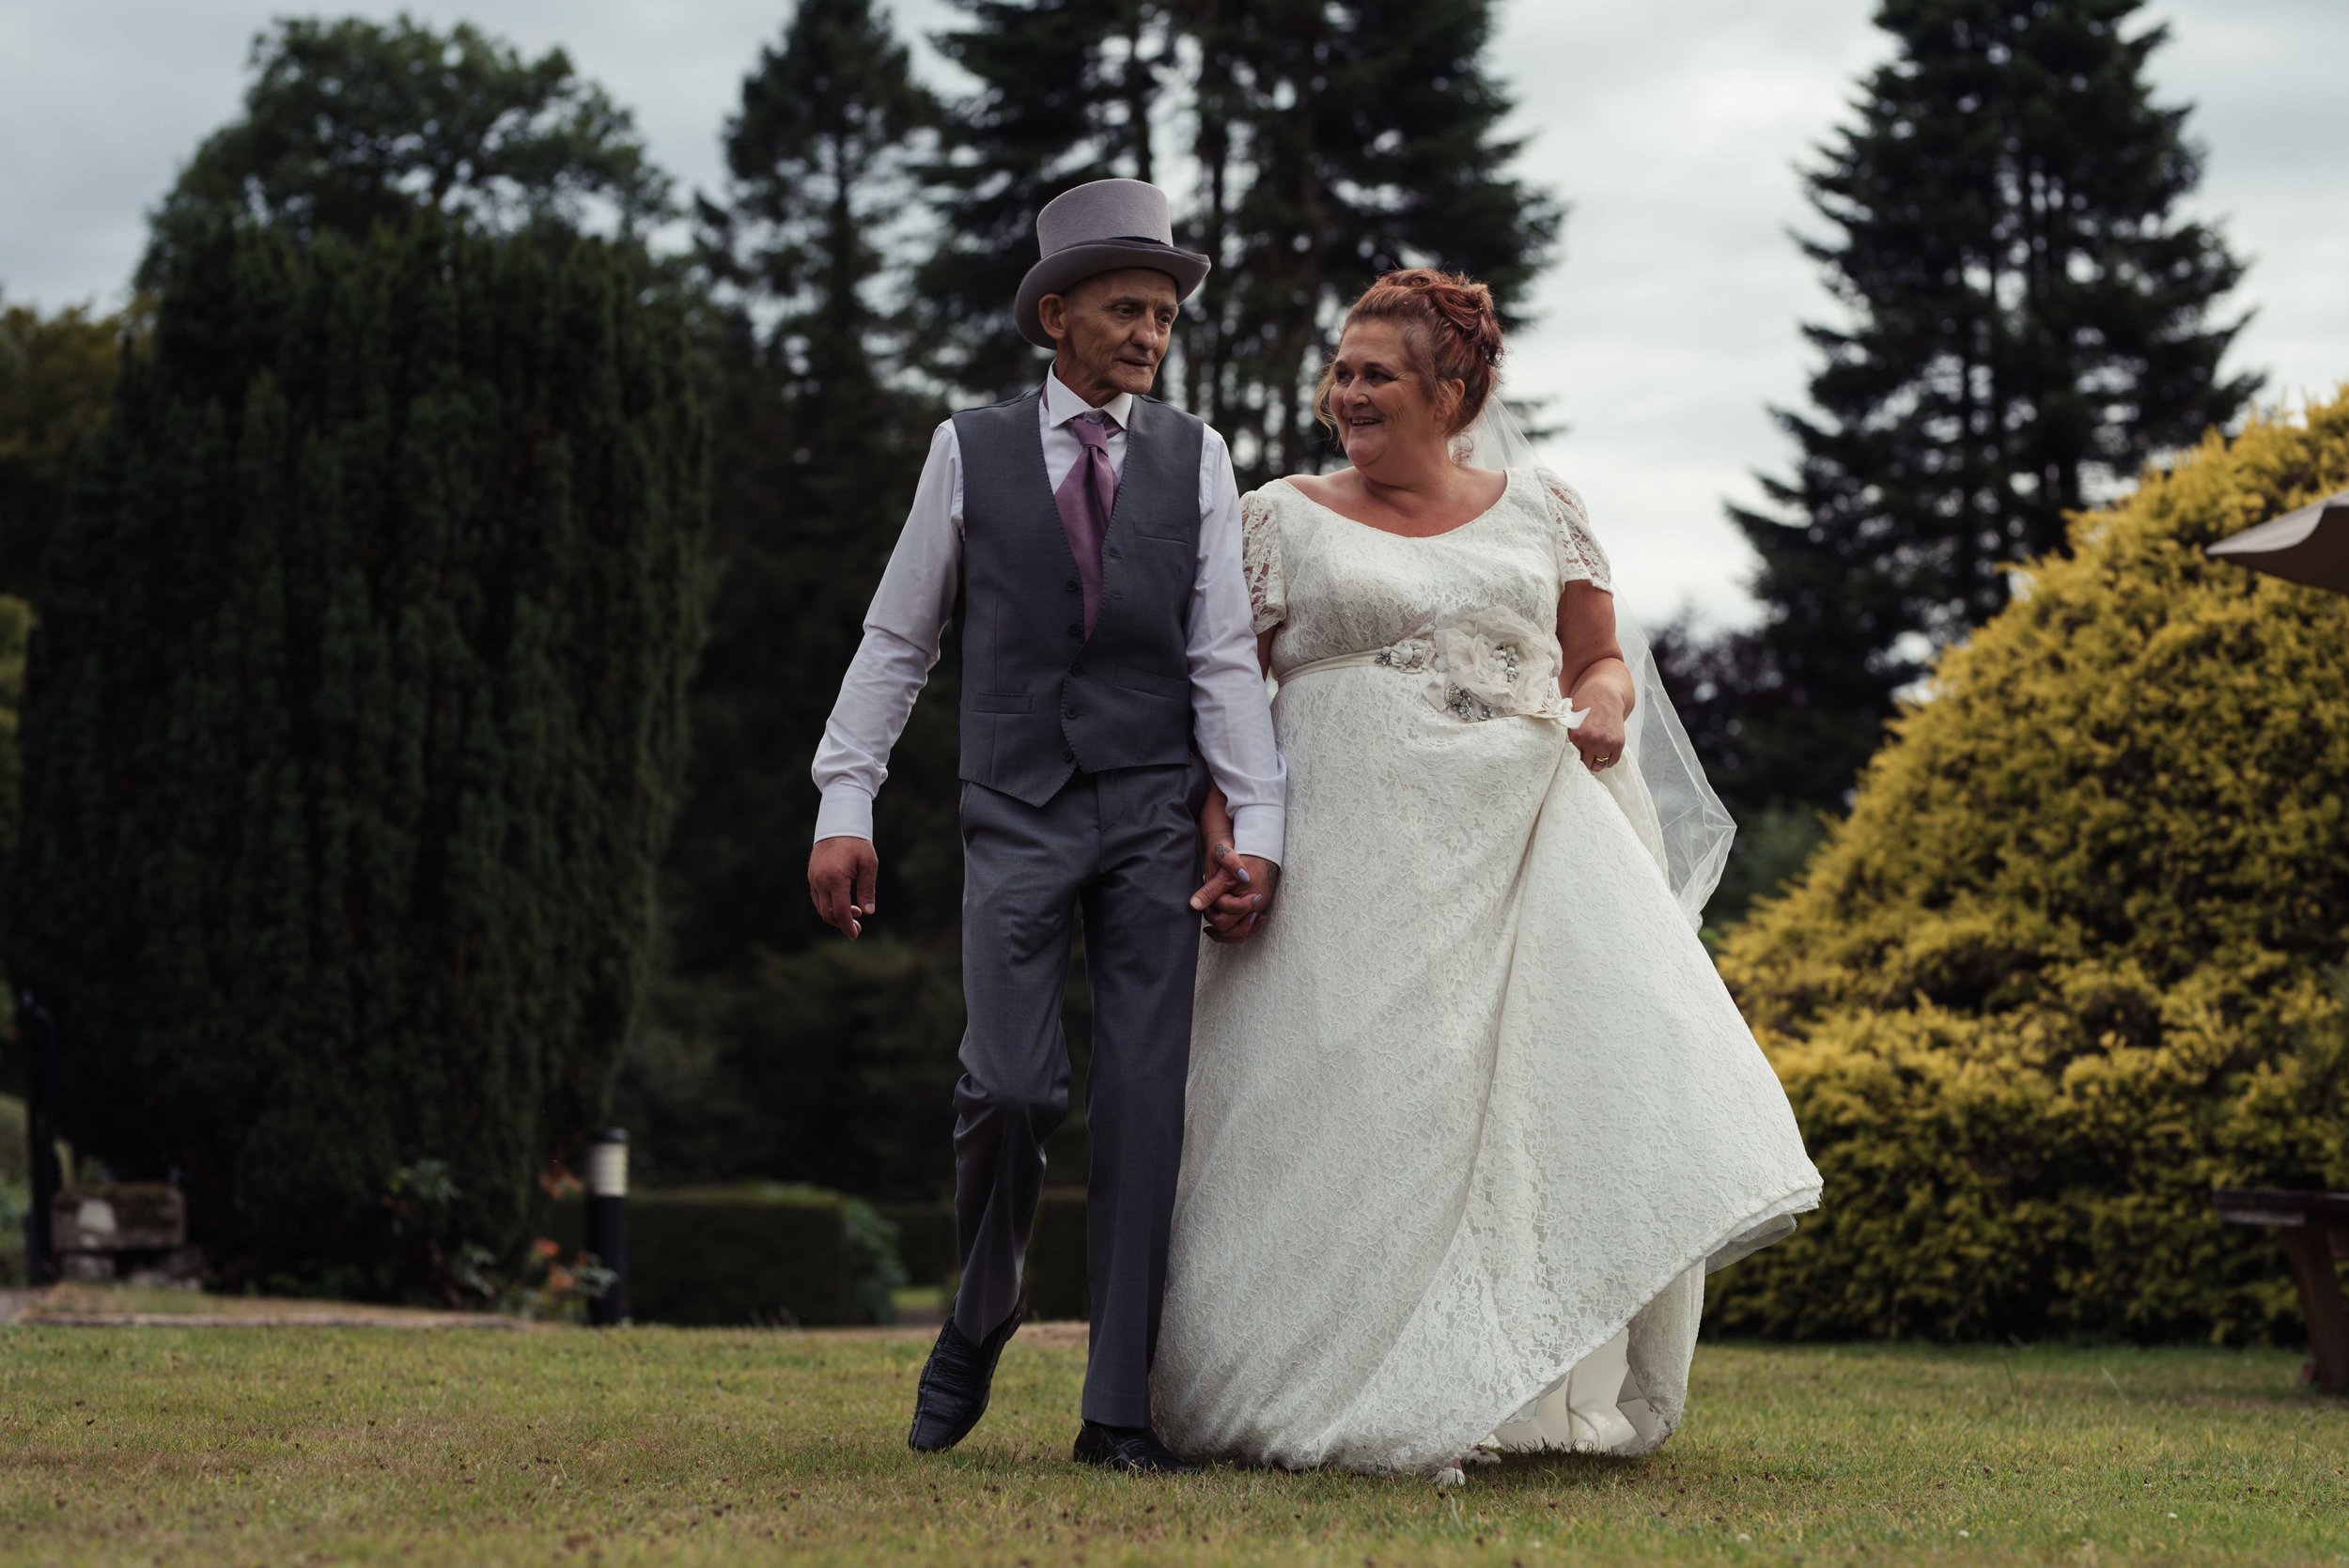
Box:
[907,1312,1019,1452]
[1072,1421,1202,1474]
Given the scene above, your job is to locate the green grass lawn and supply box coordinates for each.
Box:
[3,1303,2344,1565]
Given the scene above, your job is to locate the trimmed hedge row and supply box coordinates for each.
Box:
[0,1094,28,1286]
[873,1200,957,1292]
[1025,1191,1090,1320]
[881,1189,1094,1322]
[552,1184,904,1327]
[0,1092,26,1182]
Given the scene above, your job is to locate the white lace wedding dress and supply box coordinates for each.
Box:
[1150,468,1823,1477]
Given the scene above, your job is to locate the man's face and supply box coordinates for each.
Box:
[1041,268,1180,403]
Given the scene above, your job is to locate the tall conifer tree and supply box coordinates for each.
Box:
[626,0,964,1191]
[1194,0,1558,479]
[916,0,1169,400]
[9,218,707,1289]
[0,594,25,868]
[0,294,122,603]
[1727,0,2258,810]
[674,0,941,975]
[917,0,1555,482]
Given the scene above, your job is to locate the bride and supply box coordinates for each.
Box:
[1149,269,1822,1483]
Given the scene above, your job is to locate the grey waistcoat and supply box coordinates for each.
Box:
[953,389,1205,807]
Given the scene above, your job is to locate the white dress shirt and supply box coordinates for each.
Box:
[812,371,1287,862]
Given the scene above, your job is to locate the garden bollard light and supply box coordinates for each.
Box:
[587,1129,629,1327]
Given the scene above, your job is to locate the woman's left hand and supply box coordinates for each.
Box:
[1571,689,1627,773]
[1557,582,1633,776]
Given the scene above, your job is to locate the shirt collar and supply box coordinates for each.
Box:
[1044,369,1133,431]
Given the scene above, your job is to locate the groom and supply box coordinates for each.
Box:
[807,179,1284,1473]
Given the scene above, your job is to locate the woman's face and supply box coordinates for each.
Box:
[1328,319,1458,469]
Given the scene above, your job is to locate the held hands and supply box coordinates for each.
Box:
[809,835,880,939]
[1191,782,1279,942]
[1192,844,1281,943]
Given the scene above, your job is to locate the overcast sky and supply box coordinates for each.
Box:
[5,0,2344,626]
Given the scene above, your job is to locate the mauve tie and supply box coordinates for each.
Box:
[1055,411,1119,637]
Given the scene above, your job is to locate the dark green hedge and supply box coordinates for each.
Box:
[9,214,707,1290]
[552,1185,904,1327]
[1025,1189,1089,1321]
[0,1093,26,1182]
[868,1190,1094,1322]
[874,1200,957,1291]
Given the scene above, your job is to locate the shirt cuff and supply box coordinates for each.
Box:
[814,784,877,845]
[1229,803,1284,866]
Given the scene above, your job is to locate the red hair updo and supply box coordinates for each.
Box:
[1315,268,1505,440]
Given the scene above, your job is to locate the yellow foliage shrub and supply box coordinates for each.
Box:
[1712,390,2349,1343]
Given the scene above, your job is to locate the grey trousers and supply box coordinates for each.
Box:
[949,762,1205,1428]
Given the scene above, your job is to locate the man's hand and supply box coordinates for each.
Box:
[809,836,880,939]
[1194,846,1280,943]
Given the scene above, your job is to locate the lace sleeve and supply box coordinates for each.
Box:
[1241,488,1284,633]
[1536,469,1612,593]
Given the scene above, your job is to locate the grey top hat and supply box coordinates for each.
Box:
[1015,179,1211,349]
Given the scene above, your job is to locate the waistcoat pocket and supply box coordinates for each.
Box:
[1110,663,1188,700]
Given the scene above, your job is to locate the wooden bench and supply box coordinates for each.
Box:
[49,1184,201,1287]
[2214,1188,2349,1391]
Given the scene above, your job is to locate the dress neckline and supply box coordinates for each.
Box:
[1272,467,1519,542]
